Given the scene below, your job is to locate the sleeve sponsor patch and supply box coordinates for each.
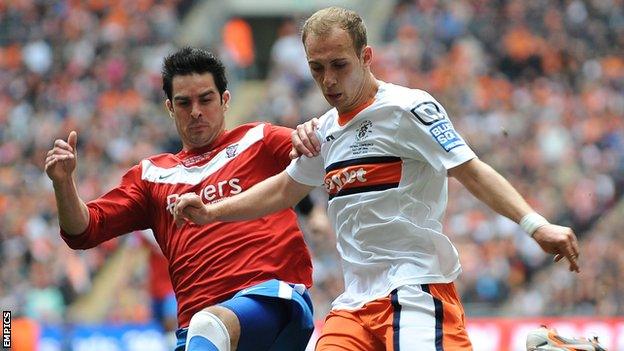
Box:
[410,101,446,125]
[429,120,465,152]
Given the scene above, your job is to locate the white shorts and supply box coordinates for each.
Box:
[316,282,472,351]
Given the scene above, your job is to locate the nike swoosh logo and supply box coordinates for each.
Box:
[158,173,175,180]
[240,286,264,295]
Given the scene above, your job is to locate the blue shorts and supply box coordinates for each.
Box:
[175,279,314,351]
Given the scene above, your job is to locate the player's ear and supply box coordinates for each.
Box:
[165,99,174,119]
[222,90,231,112]
[362,46,373,68]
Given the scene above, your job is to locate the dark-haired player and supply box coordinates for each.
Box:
[45,47,315,351]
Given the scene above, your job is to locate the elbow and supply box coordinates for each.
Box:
[62,237,95,250]
[448,158,477,179]
[60,229,96,250]
[64,241,95,251]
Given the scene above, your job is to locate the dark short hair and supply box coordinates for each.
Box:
[161,47,228,101]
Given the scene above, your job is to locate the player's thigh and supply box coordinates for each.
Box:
[219,295,289,351]
[393,283,472,351]
[316,309,384,351]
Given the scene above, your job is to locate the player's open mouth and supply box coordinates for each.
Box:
[326,93,342,101]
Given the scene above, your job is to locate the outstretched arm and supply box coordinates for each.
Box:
[448,158,580,272]
[45,131,89,235]
[173,170,315,226]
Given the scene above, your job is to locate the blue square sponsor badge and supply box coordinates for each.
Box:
[429,120,465,152]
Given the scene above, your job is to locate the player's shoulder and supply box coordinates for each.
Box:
[378,82,437,109]
[142,153,179,169]
[231,121,291,136]
[377,83,449,125]
[313,107,338,131]
[231,121,266,132]
[114,153,178,184]
[226,121,266,139]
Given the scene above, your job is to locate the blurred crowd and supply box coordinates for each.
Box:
[0,0,623,332]
[0,0,185,324]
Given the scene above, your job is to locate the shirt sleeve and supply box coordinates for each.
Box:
[262,123,295,170]
[60,164,151,249]
[397,91,476,171]
[286,155,325,187]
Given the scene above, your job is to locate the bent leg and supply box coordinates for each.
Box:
[219,295,289,351]
[389,283,472,351]
[185,306,240,351]
[316,310,383,351]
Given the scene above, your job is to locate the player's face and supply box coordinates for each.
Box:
[166,73,230,150]
[305,27,372,114]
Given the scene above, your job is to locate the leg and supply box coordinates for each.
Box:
[185,305,239,351]
[385,283,472,351]
[424,283,472,351]
[316,309,383,351]
[219,295,289,351]
[183,280,310,351]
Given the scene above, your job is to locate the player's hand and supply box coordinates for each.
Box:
[290,117,321,159]
[45,131,78,183]
[173,193,214,228]
[532,224,580,273]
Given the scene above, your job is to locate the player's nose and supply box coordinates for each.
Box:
[190,102,202,119]
[323,71,337,88]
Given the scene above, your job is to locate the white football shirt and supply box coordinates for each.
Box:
[287,82,476,310]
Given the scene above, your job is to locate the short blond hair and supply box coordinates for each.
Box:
[302,6,367,55]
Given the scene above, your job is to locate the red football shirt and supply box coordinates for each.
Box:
[61,123,313,327]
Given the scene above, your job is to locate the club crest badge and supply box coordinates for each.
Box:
[355,120,373,142]
[226,144,238,158]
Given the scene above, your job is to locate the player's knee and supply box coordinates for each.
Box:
[185,310,230,351]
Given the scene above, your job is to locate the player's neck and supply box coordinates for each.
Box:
[182,130,227,155]
[337,77,379,125]
[337,75,379,115]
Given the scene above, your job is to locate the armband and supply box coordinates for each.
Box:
[519,212,549,236]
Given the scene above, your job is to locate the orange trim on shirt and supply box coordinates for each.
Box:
[324,161,402,196]
[338,97,376,126]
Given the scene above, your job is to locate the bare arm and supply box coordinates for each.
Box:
[45,131,89,235]
[449,158,580,272]
[52,178,89,235]
[448,158,532,222]
[173,170,315,226]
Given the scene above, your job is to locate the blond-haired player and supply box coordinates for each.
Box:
[173,7,581,351]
